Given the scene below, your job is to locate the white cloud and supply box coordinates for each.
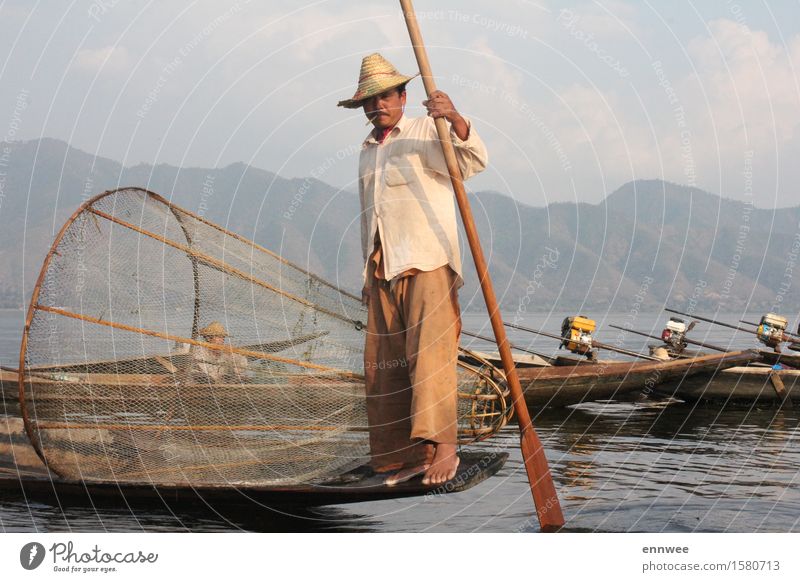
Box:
[687,18,800,149]
[528,17,800,205]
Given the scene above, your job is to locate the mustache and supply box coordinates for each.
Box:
[364,109,389,125]
[365,109,389,125]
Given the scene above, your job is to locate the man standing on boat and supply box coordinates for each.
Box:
[338,53,488,486]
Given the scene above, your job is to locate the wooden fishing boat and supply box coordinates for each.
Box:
[756,349,800,368]
[460,349,552,368]
[4,188,515,506]
[646,346,800,368]
[652,365,800,403]
[598,332,800,403]
[551,355,621,367]
[3,362,510,504]
[0,415,507,507]
[515,350,759,407]
[460,348,618,368]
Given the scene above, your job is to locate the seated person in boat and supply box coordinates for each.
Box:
[176,321,249,383]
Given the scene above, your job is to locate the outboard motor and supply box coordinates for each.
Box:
[661,317,688,353]
[790,321,800,351]
[560,316,596,357]
[756,313,788,350]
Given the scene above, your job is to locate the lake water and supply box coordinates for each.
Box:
[1,309,799,532]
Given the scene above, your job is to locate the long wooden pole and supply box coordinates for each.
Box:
[740,319,800,342]
[504,321,660,361]
[665,308,757,335]
[35,304,361,378]
[461,329,554,362]
[399,0,564,531]
[608,324,730,354]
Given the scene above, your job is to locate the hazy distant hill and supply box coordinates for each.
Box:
[1,138,799,315]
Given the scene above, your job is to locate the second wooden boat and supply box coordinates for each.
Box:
[515,350,759,407]
[652,366,800,403]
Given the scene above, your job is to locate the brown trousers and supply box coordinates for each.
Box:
[364,257,461,472]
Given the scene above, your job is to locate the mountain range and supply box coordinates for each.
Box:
[1,137,798,315]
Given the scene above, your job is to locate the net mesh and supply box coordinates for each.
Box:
[20,188,509,486]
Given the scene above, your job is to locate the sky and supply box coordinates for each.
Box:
[2,0,800,208]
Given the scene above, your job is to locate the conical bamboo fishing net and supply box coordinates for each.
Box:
[19,188,509,486]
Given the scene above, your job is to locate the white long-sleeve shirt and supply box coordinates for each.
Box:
[358,113,489,289]
[174,343,248,383]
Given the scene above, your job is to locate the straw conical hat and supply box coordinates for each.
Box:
[199,321,229,338]
[337,53,419,109]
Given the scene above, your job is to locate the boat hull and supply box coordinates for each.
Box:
[0,415,506,507]
[653,366,800,403]
[756,350,800,368]
[517,350,759,407]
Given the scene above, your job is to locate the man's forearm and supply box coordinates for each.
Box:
[449,113,470,141]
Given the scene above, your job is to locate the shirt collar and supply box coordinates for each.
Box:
[362,113,409,146]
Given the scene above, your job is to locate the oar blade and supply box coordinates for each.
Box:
[519,424,565,531]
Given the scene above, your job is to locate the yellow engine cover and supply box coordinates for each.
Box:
[567,316,596,334]
[761,313,788,330]
[562,316,596,354]
[757,313,787,348]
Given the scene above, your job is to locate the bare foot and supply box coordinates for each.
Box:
[384,463,430,487]
[422,443,459,485]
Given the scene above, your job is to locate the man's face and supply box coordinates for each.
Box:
[362,87,406,129]
[206,335,226,345]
